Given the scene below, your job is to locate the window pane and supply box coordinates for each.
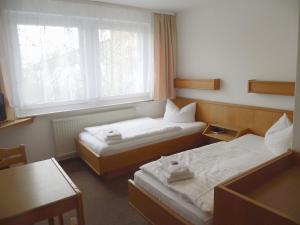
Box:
[17,25,84,106]
[98,29,147,97]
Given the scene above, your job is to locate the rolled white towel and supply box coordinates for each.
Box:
[160,157,194,184]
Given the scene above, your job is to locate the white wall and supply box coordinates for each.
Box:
[294,71,300,151]
[293,0,300,151]
[0,101,165,162]
[177,0,299,110]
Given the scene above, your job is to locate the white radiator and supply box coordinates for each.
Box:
[52,108,136,159]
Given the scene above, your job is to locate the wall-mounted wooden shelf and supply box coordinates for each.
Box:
[0,118,34,132]
[248,80,295,96]
[175,78,220,90]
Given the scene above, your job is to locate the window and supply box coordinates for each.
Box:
[98,29,148,97]
[17,25,83,106]
[1,4,153,116]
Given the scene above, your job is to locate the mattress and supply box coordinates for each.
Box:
[79,118,206,156]
[134,134,276,225]
[134,170,212,225]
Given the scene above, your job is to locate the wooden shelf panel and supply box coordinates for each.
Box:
[0,118,34,132]
[246,164,300,223]
[215,151,300,225]
[210,123,242,132]
[248,80,295,96]
[175,78,220,90]
[202,123,248,142]
[204,132,236,142]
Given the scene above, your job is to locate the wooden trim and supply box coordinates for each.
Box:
[214,185,298,225]
[75,139,101,175]
[175,78,220,90]
[76,132,208,176]
[128,180,192,225]
[220,151,294,189]
[248,80,295,96]
[0,118,34,133]
[174,97,293,136]
[52,157,80,193]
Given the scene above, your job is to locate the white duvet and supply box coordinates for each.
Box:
[140,134,276,214]
[85,117,182,145]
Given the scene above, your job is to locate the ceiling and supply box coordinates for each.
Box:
[88,0,204,13]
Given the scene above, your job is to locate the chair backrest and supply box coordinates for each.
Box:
[0,145,27,169]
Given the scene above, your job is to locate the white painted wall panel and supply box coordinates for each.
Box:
[293,2,300,151]
[177,0,298,110]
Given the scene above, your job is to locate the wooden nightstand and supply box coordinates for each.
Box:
[203,124,249,142]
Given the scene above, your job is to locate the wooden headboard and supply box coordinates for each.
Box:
[174,98,293,137]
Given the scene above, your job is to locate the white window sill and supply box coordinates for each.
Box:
[16,96,153,117]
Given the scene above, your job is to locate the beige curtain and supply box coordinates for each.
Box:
[0,15,16,120]
[153,13,177,100]
[0,66,15,120]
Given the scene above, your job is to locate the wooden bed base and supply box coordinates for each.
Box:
[75,132,208,176]
[128,179,193,225]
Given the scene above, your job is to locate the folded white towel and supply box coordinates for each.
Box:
[96,129,122,143]
[104,129,122,138]
[160,157,194,184]
[163,170,194,184]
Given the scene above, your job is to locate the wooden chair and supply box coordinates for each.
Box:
[0,144,27,169]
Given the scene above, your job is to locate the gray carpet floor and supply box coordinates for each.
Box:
[37,158,149,225]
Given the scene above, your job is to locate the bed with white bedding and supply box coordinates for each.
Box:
[76,117,207,175]
[131,134,277,225]
[79,117,206,156]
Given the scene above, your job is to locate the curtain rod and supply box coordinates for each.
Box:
[52,0,176,15]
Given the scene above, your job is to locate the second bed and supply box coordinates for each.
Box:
[76,117,207,176]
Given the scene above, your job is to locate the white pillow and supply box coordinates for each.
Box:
[163,99,196,123]
[265,113,291,137]
[265,125,293,156]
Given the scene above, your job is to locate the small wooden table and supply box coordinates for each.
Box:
[203,124,249,142]
[0,158,85,225]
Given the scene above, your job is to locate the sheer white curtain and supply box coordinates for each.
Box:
[0,0,153,116]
